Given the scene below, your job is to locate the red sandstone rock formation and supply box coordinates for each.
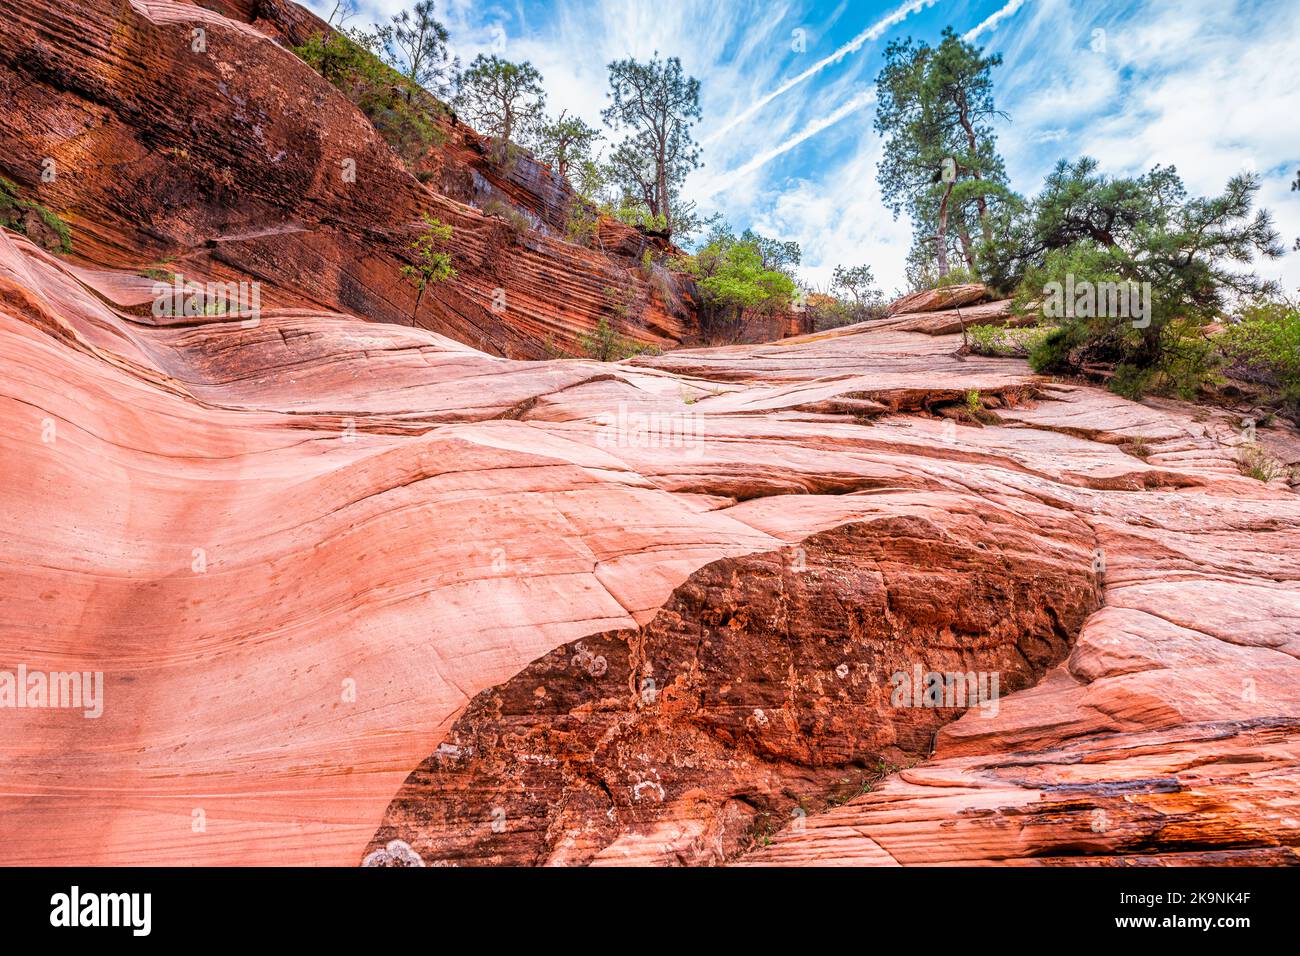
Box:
[367,517,1101,866]
[2,218,1297,866]
[1,0,1298,871]
[886,282,991,317]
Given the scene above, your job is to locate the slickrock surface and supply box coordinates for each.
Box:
[3,214,1298,866]
[0,0,692,358]
[881,299,1023,336]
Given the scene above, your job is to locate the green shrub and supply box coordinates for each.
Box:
[809,296,889,331]
[1027,320,1088,375]
[399,214,455,322]
[1108,362,1157,401]
[1219,296,1300,414]
[0,177,72,253]
[580,315,647,362]
[1003,163,1281,400]
[564,202,599,247]
[1161,332,1224,400]
[967,323,1051,357]
[481,198,533,237]
[602,200,669,234]
[1123,436,1152,459]
[1020,244,1225,400]
[34,206,72,253]
[673,227,797,336]
[293,29,445,164]
[1236,443,1285,482]
[936,266,979,288]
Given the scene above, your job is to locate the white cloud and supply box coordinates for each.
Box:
[993,0,1300,290]
[748,140,916,295]
[696,88,876,198]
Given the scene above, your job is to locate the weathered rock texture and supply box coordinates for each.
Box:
[885,282,991,317]
[3,217,1298,866]
[2,2,1299,870]
[366,515,1101,866]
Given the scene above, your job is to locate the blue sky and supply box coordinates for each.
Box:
[307,0,1300,296]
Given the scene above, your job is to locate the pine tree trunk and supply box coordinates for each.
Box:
[958,107,994,245]
[958,228,976,271]
[936,180,955,278]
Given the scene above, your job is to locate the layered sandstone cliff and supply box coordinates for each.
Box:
[0,0,694,358]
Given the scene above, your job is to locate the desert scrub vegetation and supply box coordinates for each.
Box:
[1121,436,1152,460]
[562,200,599,248]
[1219,295,1300,416]
[805,264,889,331]
[961,389,998,424]
[986,162,1283,402]
[578,282,662,361]
[874,30,1290,409]
[480,198,534,238]
[0,176,72,253]
[580,316,655,362]
[1235,442,1287,483]
[292,27,448,164]
[672,222,798,340]
[930,266,981,289]
[966,323,1051,357]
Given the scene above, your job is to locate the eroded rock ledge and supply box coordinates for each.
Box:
[366,512,1101,866]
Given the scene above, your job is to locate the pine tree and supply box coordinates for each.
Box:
[875,28,1011,280]
[601,53,702,237]
[383,1,456,99]
[531,110,601,180]
[456,55,546,162]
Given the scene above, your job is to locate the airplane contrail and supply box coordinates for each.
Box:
[963,0,1030,41]
[699,0,1028,198]
[700,88,878,197]
[702,0,940,144]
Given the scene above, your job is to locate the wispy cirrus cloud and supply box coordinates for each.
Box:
[703,0,940,144]
[697,89,877,197]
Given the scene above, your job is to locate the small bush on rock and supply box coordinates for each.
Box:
[1219,295,1300,416]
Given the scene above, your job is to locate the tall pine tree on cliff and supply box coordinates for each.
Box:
[455,55,547,163]
[874,27,1012,283]
[530,110,602,180]
[601,53,702,239]
[383,1,457,100]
